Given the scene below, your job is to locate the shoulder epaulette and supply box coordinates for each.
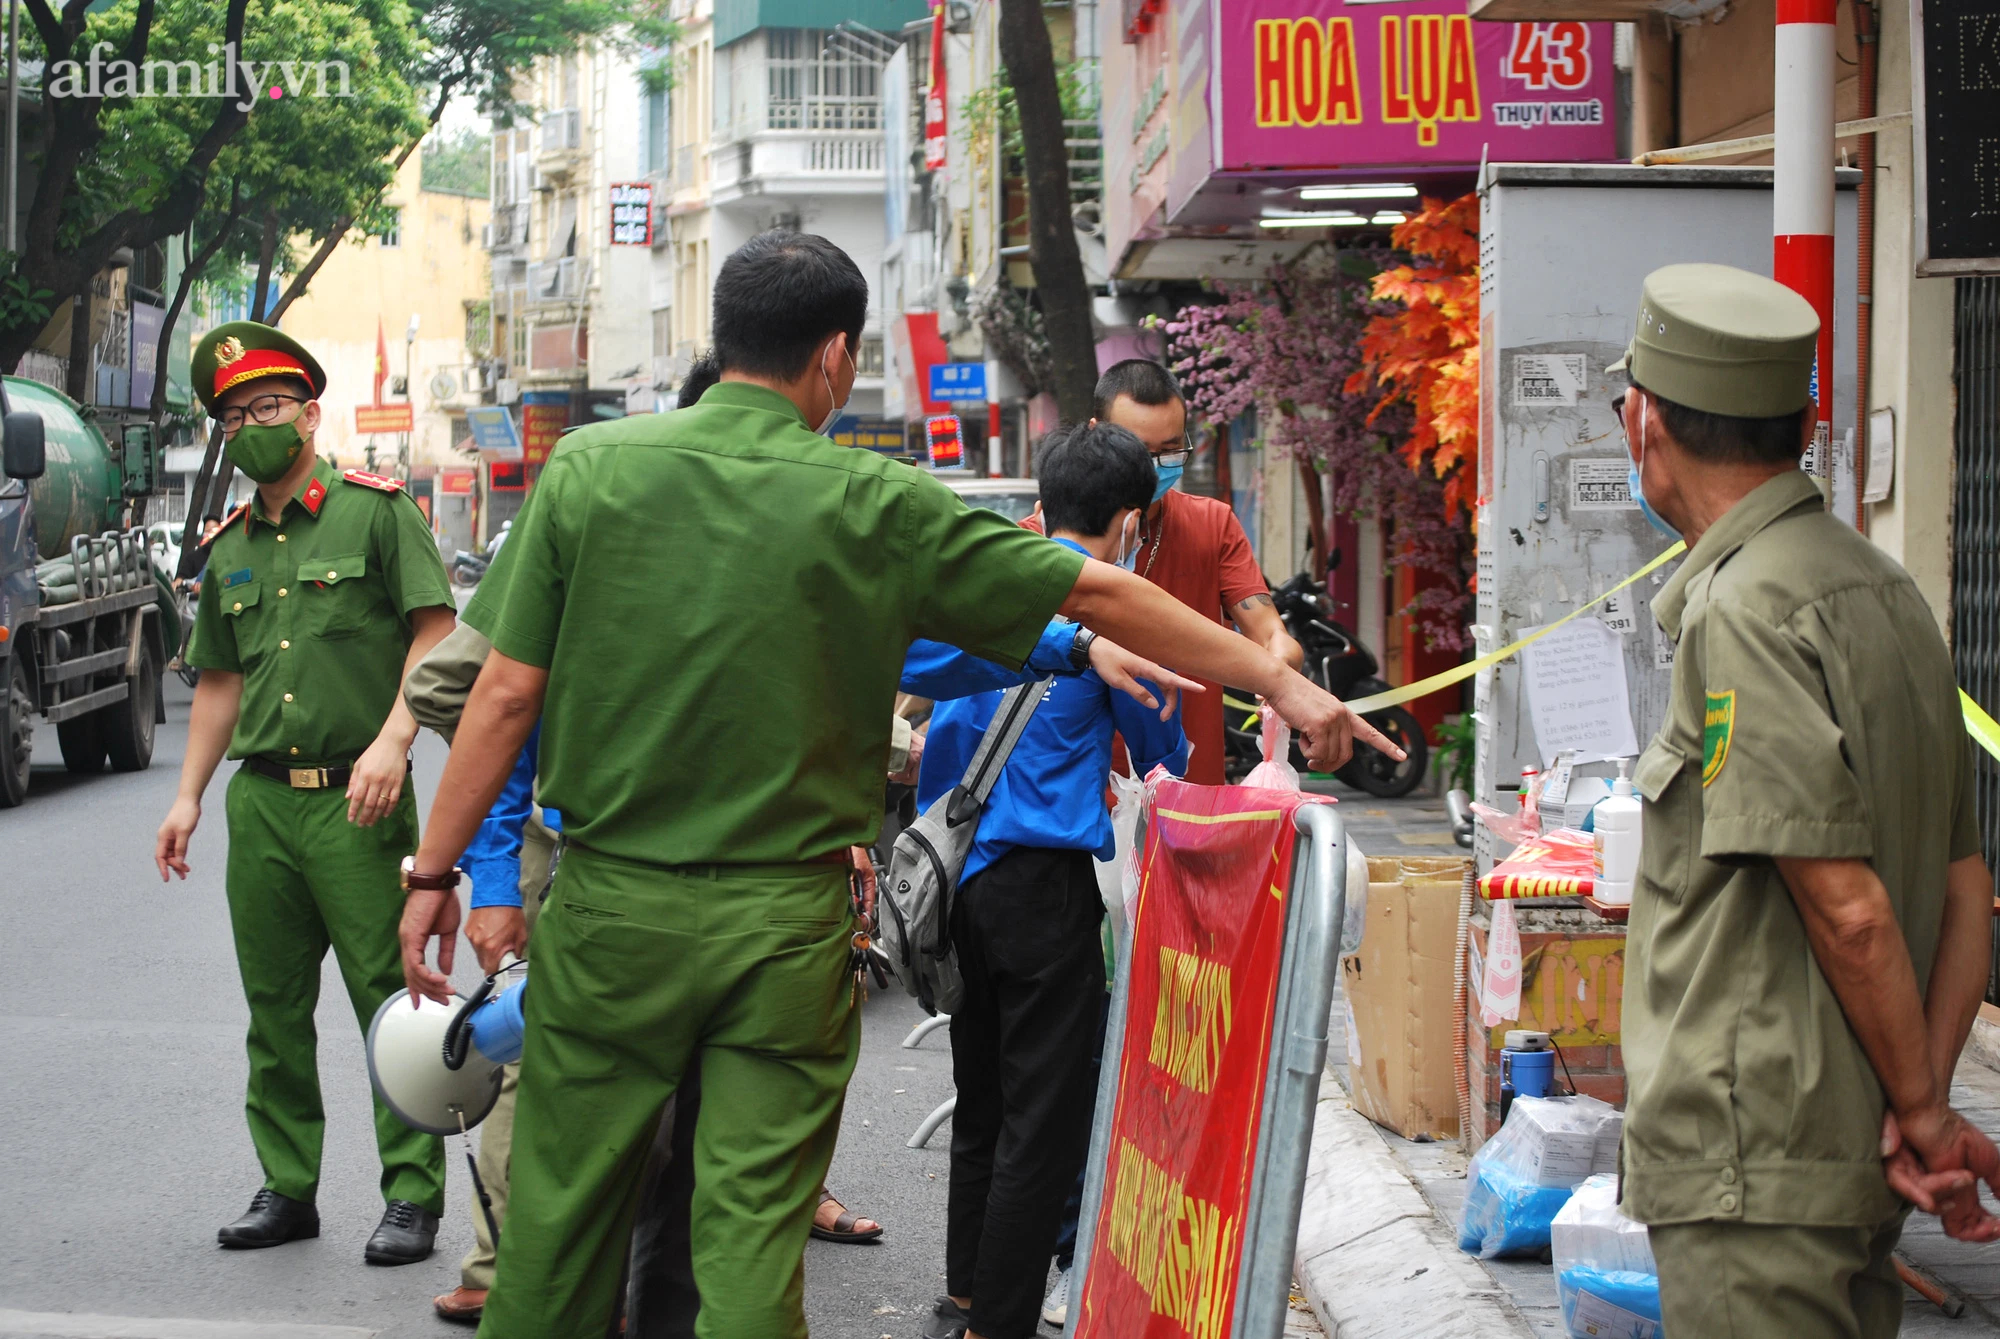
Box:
[341,468,406,493]
[205,503,250,544]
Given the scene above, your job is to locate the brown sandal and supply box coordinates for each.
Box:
[809,1187,885,1243]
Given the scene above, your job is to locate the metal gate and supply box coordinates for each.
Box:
[1951,276,2000,999]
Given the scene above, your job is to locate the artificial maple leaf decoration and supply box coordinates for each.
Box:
[1346,192,1481,521]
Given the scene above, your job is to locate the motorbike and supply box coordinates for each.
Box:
[1224,565,1430,798]
[450,520,512,588]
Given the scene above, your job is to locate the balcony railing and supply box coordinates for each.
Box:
[540,107,580,152]
[713,132,887,191]
[807,136,884,172]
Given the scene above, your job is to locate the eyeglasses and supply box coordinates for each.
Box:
[1151,448,1191,469]
[216,393,304,432]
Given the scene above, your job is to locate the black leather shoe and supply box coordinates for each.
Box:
[217,1188,319,1249]
[920,1298,969,1339]
[364,1199,439,1265]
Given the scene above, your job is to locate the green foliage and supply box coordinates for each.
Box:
[418,0,680,123]
[0,254,54,333]
[960,62,1096,165]
[421,128,491,196]
[1433,713,1476,793]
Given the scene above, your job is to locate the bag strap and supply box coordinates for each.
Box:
[945,677,1052,824]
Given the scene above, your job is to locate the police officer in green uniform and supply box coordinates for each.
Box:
[154,322,457,1264]
[393,232,1389,1339]
[1614,264,2000,1337]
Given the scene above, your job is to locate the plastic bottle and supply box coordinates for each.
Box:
[1591,760,1641,906]
[1519,766,1541,834]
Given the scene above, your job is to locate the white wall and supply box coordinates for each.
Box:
[587,44,655,392]
[1860,0,1958,633]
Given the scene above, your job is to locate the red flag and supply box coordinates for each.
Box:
[373,319,388,407]
[924,4,948,172]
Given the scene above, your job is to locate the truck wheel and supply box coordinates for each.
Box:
[57,712,107,773]
[0,655,31,807]
[105,642,158,773]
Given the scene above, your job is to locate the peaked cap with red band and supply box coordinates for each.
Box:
[191,321,328,415]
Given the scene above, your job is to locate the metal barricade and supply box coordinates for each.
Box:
[1070,801,1348,1339]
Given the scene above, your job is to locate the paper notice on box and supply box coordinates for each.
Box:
[1572,458,1636,510]
[1529,1129,1603,1186]
[1514,353,1588,407]
[1522,616,1638,764]
[1570,1289,1660,1339]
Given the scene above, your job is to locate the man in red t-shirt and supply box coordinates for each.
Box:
[1027,360,1302,786]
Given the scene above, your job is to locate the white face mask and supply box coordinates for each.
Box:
[818,341,856,436]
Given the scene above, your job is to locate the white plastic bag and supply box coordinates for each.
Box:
[1242,705,1301,791]
[1342,837,1369,954]
[1095,767,1146,918]
[1481,896,1523,1028]
[1551,1174,1662,1339]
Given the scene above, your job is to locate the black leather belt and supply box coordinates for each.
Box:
[243,756,411,789]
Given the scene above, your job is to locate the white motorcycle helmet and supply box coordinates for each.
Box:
[366,989,504,1136]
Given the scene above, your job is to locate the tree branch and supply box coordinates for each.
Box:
[266,69,465,324]
[247,206,277,323]
[151,180,247,420]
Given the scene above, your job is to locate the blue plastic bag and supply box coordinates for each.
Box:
[1551,1174,1663,1338]
[1557,1267,1662,1338]
[1458,1156,1576,1258]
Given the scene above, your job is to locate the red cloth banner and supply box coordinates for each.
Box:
[1076,780,1327,1339]
[924,4,949,171]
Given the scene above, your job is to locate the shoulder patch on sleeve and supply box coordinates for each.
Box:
[341,468,406,493]
[1702,690,1735,787]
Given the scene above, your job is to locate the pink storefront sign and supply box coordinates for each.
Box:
[1216,2,1617,172]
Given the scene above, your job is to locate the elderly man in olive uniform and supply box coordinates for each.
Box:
[154,322,456,1264]
[1615,263,2000,1337]
[394,231,1390,1339]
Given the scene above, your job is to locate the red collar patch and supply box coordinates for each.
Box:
[300,476,327,516]
[342,468,405,493]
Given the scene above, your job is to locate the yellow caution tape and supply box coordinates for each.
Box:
[1963,691,2000,763]
[1343,541,1689,715]
[1321,550,2000,764]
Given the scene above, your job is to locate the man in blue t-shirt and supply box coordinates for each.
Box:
[917,422,1188,1339]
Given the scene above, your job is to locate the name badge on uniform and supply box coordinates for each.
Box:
[220,568,253,589]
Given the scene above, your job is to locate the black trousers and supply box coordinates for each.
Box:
[947,845,1106,1339]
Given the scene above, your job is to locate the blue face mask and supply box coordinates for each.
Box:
[1114,514,1139,570]
[1628,401,1681,540]
[1152,463,1183,502]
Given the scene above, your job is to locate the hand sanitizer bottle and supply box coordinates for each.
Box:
[1592,760,1641,906]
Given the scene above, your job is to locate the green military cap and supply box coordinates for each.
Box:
[192,321,328,415]
[1608,263,1819,418]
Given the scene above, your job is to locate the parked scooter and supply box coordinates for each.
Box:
[450,520,511,587]
[1224,563,1430,797]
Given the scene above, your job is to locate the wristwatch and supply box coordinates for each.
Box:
[1068,627,1097,673]
[400,855,463,893]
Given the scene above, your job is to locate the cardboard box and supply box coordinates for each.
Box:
[1340,856,1469,1141]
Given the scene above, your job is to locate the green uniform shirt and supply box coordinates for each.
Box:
[463,381,1086,866]
[1624,470,1982,1229]
[186,457,454,764]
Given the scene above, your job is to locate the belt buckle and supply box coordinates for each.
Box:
[290,767,323,789]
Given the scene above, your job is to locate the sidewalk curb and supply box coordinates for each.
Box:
[1292,1071,1534,1339]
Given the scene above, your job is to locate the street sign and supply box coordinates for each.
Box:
[521,392,569,466]
[464,405,522,459]
[1912,0,2000,274]
[356,403,414,434]
[928,362,988,402]
[438,467,476,496]
[828,414,909,455]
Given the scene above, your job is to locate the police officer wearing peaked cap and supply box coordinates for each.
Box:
[155,321,458,1264]
[1612,263,2000,1337]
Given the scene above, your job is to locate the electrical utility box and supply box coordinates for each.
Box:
[1473,164,1859,867]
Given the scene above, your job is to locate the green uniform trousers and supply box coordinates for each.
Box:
[459,809,557,1292]
[478,845,859,1339]
[1650,1213,1908,1339]
[223,767,445,1211]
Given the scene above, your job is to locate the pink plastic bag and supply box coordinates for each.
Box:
[1242,705,1301,791]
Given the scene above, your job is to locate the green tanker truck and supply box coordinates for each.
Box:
[0,376,174,807]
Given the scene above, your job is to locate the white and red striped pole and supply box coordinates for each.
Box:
[1774,0,1836,472]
